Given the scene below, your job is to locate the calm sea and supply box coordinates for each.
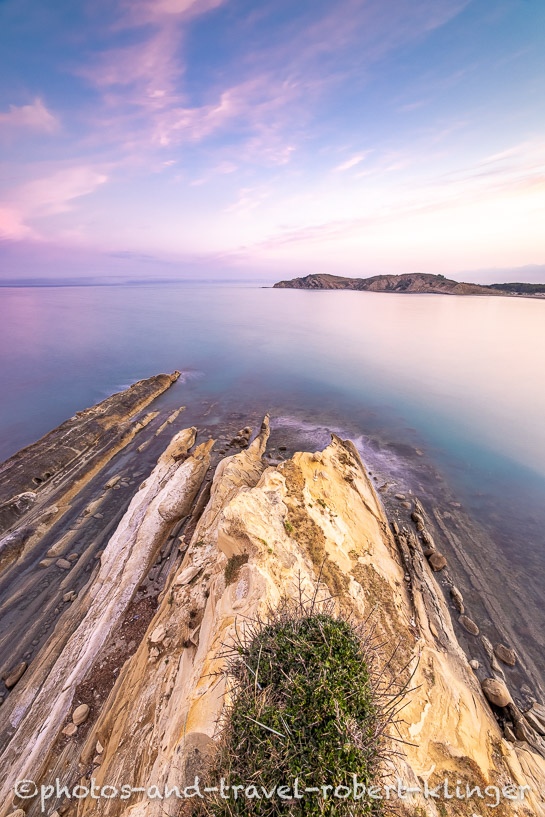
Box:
[1,282,544,673]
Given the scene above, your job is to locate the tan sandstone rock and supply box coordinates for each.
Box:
[495,643,517,666]
[72,704,90,726]
[482,678,512,708]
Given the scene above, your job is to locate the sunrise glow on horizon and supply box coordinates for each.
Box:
[1,0,544,282]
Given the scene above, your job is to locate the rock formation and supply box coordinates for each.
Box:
[272,272,545,297]
[0,372,180,572]
[0,402,544,816]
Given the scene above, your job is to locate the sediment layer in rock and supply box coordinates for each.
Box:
[1,411,544,817]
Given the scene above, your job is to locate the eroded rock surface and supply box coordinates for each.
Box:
[0,416,544,817]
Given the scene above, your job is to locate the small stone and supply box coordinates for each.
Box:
[394,493,406,500]
[411,511,424,525]
[469,659,480,670]
[459,615,479,636]
[56,558,71,570]
[401,501,411,509]
[481,677,512,707]
[423,546,436,557]
[428,552,447,572]
[63,591,77,603]
[149,625,166,644]
[96,740,104,754]
[105,475,121,489]
[72,703,90,726]
[174,564,202,586]
[62,723,78,737]
[92,754,102,765]
[3,661,27,688]
[39,558,54,568]
[450,586,465,614]
[93,513,104,519]
[67,553,79,562]
[494,644,517,667]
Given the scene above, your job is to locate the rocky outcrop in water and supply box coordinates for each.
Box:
[0,372,180,573]
[0,403,544,816]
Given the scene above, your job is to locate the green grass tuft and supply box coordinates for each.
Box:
[200,594,408,816]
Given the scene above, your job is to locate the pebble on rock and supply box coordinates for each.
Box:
[62,723,78,737]
[450,586,465,614]
[3,661,27,689]
[494,644,517,667]
[428,552,447,572]
[481,677,512,708]
[459,615,479,636]
[56,558,71,570]
[72,703,90,726]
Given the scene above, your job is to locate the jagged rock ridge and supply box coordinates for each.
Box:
[0,409,544,815]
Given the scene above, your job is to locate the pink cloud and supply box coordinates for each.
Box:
[13,167,109,216]
[1,166,109,240]
[0,99,59,133]
[334,152,372,172]
[125,0,226,24]
[78,27,182,108]
[0,206,32,240]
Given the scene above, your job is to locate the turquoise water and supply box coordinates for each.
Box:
[1,282,544,567]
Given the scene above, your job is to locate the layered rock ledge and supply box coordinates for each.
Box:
[0,405,544,816]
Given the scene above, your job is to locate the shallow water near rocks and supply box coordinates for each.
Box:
[1,281,544,685]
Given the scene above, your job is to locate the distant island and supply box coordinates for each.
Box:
[273,272,545,297]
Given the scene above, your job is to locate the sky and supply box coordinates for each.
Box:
[0,0,544,283]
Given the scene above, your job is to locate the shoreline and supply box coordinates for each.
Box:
[1,381,545,815]
[0,381,542,708]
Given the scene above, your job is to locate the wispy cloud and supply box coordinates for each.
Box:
[335,152,372,172]
[122,0,226,25]
[0,206,32,240]
[0,99,59,133]
[0,166,108,240]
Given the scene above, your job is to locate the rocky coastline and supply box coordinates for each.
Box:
[0,377,544,816]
